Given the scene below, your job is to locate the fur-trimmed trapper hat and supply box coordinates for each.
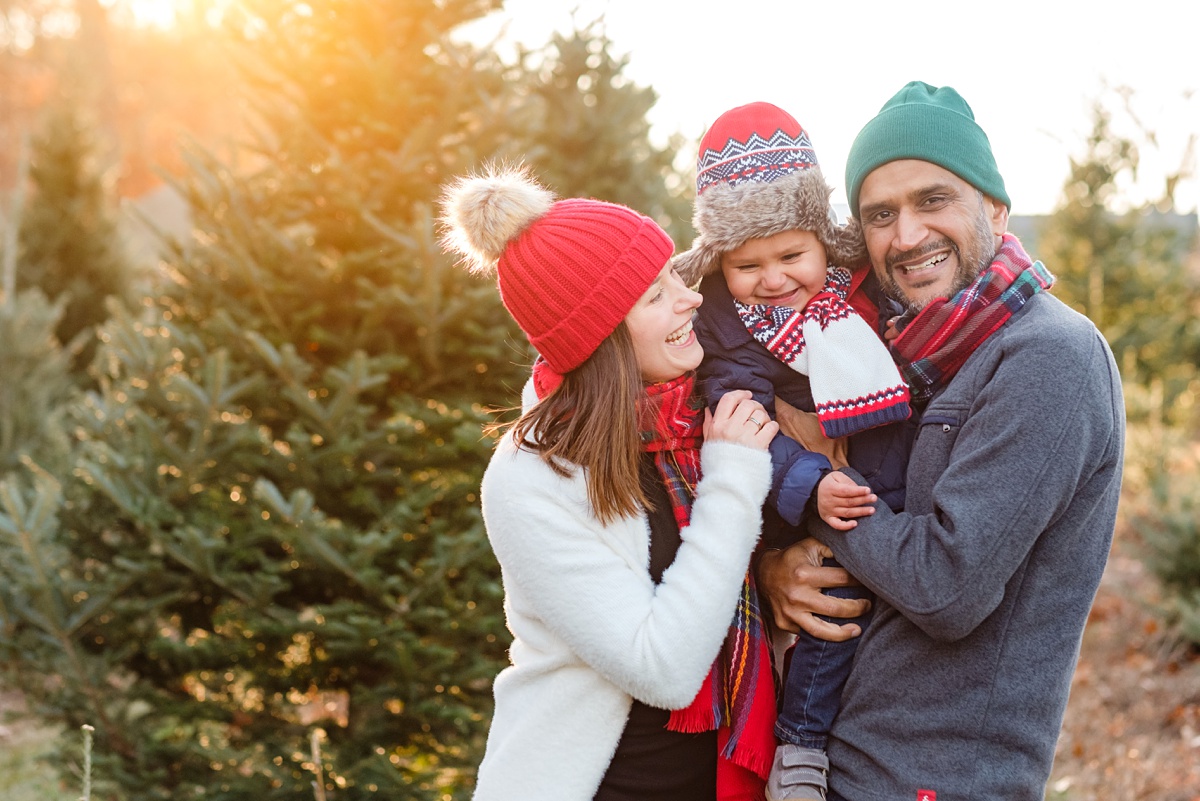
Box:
[673,102,866,286]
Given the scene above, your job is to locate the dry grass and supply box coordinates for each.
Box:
[0,691,65,800]
[1049,542,1200,801]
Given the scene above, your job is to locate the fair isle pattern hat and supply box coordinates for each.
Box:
[695,103,819,194]
[674,102,866,286]
[439,166,673,377]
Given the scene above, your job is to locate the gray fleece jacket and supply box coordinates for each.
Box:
[811,291,1125,801]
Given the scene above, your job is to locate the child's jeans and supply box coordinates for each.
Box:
[774,557,873,750]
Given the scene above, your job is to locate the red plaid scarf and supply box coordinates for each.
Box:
[892,234,1055,403]
[639,374,775,800]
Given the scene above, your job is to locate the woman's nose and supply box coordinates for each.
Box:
[678,284,702,311]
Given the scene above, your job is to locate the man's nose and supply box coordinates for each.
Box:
[894,209,928,251]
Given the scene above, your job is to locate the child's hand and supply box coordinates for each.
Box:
[883,317,900,343]
[817,471,877,531]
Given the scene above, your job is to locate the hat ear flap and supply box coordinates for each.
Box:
[825,216,869,269]
[672,237,722,287]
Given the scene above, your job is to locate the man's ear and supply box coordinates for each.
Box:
[986,195,1009,236]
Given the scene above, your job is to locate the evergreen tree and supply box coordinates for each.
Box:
[16,97,131,372]
[1040,97,1200,649]
[4,1,512,798]
[1040,102,1200,412]
[511,21,694,246]
[0,289,76,475]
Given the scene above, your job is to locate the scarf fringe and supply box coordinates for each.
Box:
[665,690,721,733]
[724,736,775,784]
[718,727,771,801]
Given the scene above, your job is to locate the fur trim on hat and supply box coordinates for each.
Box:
[438,165,556,274]
[674,167,866,286]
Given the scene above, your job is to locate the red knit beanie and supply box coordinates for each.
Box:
[440,166,674,375]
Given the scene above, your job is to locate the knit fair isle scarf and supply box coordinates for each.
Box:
[892,234,1054,403]
[736,266,911,438]
[637,374,775,800]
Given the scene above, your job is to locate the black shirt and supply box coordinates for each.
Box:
[592,454,717,801]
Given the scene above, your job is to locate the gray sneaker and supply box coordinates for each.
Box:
[765,744,829,801]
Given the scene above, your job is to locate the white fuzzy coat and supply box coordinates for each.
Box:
[472,433,772,801]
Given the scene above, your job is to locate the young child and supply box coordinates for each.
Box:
[673,102,914,801]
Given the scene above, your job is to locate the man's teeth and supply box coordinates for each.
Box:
[666,320,693,345]
[903,253,948,275]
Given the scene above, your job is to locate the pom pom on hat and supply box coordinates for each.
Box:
[439,165,674,376]
[440,164,556,273]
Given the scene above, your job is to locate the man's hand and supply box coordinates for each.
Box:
[757,538,870,639]
[817,471,877,531]
[775,398,849,469]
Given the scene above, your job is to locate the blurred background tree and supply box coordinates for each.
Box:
[0,288,75,474]
[1039,90,1200,661]
[16,95,132,371]
[508,19,694,244]
[1040,100,1200,416]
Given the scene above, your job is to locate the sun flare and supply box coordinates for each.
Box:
[100,0,176,29]
[126,0,180,29]
[102,0,234,31]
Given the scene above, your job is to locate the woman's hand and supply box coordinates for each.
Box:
[756,537,870,640]
[703,390,777,450]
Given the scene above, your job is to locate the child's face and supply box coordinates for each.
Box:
[720,229,828,310]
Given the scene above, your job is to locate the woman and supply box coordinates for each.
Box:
[440,166,780,801]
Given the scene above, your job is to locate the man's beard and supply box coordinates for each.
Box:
[881,194,997,313]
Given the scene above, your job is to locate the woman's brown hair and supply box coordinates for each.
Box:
[508,323,647,525]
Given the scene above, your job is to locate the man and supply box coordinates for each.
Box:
[759,81,1126,801]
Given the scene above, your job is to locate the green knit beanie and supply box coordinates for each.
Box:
[845,81,1010,217]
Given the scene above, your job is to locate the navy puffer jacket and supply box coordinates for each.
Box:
[694,269,914,546]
